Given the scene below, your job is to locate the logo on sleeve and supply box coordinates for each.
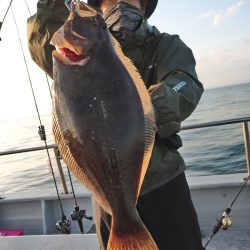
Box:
[173,81,188,92]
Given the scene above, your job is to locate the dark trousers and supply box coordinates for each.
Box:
[93,173,205,250]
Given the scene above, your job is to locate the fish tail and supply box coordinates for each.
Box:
[107,212,159,250]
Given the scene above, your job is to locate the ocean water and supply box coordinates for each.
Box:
[0,83,249,195]
[180,82,250,176]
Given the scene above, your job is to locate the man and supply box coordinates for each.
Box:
[27,0,204,249]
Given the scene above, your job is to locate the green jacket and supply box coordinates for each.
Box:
[27,0,203,196]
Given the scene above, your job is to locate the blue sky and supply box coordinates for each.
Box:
[150,0,250,88]
[0,0,249,120]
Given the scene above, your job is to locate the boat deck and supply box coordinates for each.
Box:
[203,231,250,250]
[189,174,250,250]
[0,173,249,249]
[0,231,249,250]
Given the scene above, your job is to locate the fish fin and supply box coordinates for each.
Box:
[110,34,156,196]
[107,211,158,250]
[52,99,111,214]
[109,33,154,122]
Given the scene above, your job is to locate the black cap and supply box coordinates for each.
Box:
[87,0,158,18]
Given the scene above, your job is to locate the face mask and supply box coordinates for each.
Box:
[103,2,143,44]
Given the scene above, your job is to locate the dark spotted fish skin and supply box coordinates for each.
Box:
[51,2,158,249]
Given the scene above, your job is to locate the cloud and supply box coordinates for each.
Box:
[195,38,250,87]
[198,0,245,26]
[197,38,250,67]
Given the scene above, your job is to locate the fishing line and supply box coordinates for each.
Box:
[23,0,31,16]
[45,73,53,99]
[10,5,71,233]
[67,166,78,207]
[204,175,250,248]
[0,0,15,40]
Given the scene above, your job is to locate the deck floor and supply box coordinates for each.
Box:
[0,232,249,250]
[202,231,250,250]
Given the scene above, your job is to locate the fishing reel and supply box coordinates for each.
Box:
[71,206,93,221]
[221,211,232,230]
[56,215,71,234]
[71,206,93,233]
[212,207,233,235]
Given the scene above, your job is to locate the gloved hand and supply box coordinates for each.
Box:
[148,82,181,139]
[155,134,183,149]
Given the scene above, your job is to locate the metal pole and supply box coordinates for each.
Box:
[181,116,250,131]
[0,144,57,156]
[53,148,69,194]
[243,122,250,177]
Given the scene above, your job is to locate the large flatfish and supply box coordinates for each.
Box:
[51,1,157,249]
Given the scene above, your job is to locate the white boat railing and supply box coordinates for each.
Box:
[0,116,250,194]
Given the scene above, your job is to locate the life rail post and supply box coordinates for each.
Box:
[243,122,250,178]
[53,148,69,194]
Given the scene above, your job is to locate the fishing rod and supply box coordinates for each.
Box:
[0,0,14,41]
[24,0,93,234]
[204,175,250,248]
[10,4,71,234]
[67,166,93,234]
[54,148,93,234]
[47,160,71,234]
[23,0,31,16]
[23,0,92,234]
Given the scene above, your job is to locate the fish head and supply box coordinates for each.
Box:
[51,1,108,66]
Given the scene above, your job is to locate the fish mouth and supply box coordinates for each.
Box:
[53,46,90,66]
[51,1,101,66]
